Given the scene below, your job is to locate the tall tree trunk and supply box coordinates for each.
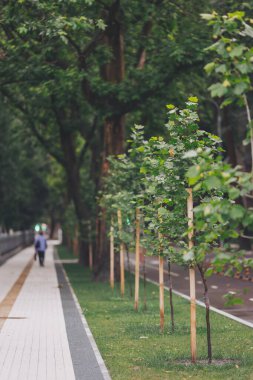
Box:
[222,108,237,167]
[49,213,56,239]
[94,0,125,278]
[59,126,89,266]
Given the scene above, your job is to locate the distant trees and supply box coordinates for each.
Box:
[0,99,49,231]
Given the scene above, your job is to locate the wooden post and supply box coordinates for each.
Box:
[117,209,125,297]
[110,217,115,289]
[187,188,197,363]
[158,231,164,332]
[159,254,164,332]
[88,222,93,269]
[134,208,140,311]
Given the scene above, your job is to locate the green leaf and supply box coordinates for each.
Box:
[215,64,227,74]
[230,45,245,58]
[230,204,245,220]
[228,11,245,20]
[221,98,233,107]
[96,19,106,30]
[140,167,147,174]
[204,62,215,74]
[242,23,253,38]
[166,104,175,110]
[158,207,168,217]
[183,150,198,159]
[186,165,200,179]
[188,96,198,103]
[200,13,216,21]
[233,82,249,96]
[208,83,228,98]
[228,187,241,200]
[236,63,253,74]
[204,176,222,190]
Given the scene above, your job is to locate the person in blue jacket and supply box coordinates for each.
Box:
[34,230,47,267]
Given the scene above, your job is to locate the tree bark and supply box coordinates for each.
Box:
[222,108,237,167]
[49,213,56,239]
[58,124,89,266]
[94,0,125,278]
[197,264,212,364]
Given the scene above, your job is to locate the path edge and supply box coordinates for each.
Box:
[145,272,253,328]
[134,271,253,329]
[56,254,112,380]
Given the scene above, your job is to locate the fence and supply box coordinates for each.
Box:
[0,230,34,257]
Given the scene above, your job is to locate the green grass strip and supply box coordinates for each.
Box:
[57,245,76,260]
[58,249,253,380]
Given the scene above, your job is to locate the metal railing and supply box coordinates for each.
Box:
[0,230,34,257]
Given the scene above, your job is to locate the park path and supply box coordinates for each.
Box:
[0,242,110,380]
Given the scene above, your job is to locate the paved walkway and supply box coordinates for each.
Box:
[0,242,110,380]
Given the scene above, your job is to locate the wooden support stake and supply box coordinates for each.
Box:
[110,217,115,289]
[134,208,140,311]
[117,209,125,297]
[159,254,164,332]
[187,188,197,363]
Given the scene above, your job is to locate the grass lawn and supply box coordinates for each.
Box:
[57,245,76,260]
[58,249,253,380]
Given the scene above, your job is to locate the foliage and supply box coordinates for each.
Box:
[99,125,146,248]
[202,10,253,171]
[0,100,49,230]
[202,11,253,105]
[102,98,253,275]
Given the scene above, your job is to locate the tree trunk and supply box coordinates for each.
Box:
[110,218,115,289]
[222,107,237,167]
[134,207,140,311]
[126,244,133,298]
[59,126,89,266]
[159,255,165,332]
[94,1,125,278]
[197,264,212,364]
[141,247,147,311]
[49,213,56,239]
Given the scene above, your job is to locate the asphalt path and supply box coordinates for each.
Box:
[128,254,253,325]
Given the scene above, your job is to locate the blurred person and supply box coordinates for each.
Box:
[34,230,47,267]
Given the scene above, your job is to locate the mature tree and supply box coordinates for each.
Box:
[0,0,217,272]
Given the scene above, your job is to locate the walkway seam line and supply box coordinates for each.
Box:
[60,265,112,380]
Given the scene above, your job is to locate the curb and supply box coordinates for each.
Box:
[60,264,112,380]
[132,270,253,329]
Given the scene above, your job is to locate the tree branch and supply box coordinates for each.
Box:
[1,89,65,165]
[136,20,153,69]
[78,116,98,168]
